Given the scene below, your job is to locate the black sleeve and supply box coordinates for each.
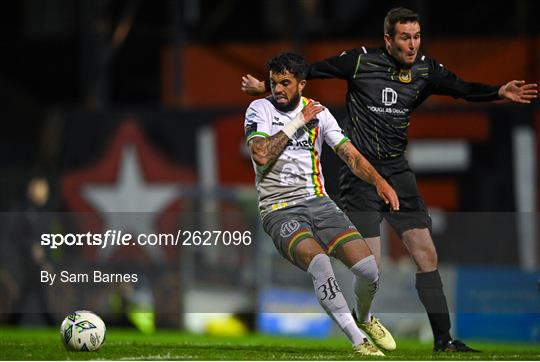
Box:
[306,49,359,80]
[264,50,358,92]
[429,59,501,102]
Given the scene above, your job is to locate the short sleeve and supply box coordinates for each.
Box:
[320,109,349,152]
[244,101,271,143]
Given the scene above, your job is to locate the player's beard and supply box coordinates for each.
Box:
[273,93,301,113]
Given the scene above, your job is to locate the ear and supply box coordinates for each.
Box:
[384,33,392,48]
[298,79,306,92]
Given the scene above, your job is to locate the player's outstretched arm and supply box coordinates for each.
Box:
[432,61,538,103]
[241,52,355,96]
[498,80,538,104]
[249,101,324,166]
[241,74,266,96]
[337,142,400,211]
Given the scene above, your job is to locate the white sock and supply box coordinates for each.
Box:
[350,255,379,323]
[307,254,365,346]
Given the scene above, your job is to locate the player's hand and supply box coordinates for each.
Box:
[241,74,266,96]
[301,101,325,123]
[498,80,538,104]
[375,178,400,211]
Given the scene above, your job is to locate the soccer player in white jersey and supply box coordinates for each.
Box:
[245,52,400,356]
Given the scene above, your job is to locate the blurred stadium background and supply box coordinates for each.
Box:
[0,0,539,345]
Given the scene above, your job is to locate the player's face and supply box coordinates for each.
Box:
[269,70,306,111]
[385,21,421,66]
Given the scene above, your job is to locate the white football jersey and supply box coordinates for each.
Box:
[245,96,349,218]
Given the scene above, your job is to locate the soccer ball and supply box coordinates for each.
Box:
[60,310,106,351]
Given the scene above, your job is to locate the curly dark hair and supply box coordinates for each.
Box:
[267,52,308,80]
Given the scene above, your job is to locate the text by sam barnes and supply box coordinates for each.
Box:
[41,270,138,285]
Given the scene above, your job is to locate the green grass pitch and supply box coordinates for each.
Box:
[1,327,539,360]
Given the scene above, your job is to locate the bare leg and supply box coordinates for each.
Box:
[401,228,451,344]
[363,237,382,267]
[293,237,327,271]
[333,238,373,268]
[401,228,437,272]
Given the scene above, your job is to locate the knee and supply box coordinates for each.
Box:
[413,245,438,271]
[350,255,379,283]
[402,229,438,271]
[306,253,331,276]
[295,241,327,271]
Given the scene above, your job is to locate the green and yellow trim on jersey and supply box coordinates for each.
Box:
[286,228,313,263]
[246,131,269,143]
[308,126,324,197]
[332,137,350,152]
[326,229,362,255]
[271,201,289,211]
[301,97,325,198]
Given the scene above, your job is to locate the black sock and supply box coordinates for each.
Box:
[415,270,452,343]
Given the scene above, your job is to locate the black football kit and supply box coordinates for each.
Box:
[302,47,498,350]
[304,47,500,237]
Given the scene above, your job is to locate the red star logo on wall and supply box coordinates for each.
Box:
[62,121,196,262]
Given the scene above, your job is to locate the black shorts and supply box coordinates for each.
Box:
[339,156,432,238]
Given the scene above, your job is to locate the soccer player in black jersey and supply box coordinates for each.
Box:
[242,7,538,353]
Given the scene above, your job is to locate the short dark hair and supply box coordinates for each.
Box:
[384,7,419,38]
[267,52,308,80]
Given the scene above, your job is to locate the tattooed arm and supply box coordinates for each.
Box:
[337,141,400,210]
[249,132,290,166]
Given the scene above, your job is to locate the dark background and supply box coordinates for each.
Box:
[1,0,539,263]
[2,0,539,162]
